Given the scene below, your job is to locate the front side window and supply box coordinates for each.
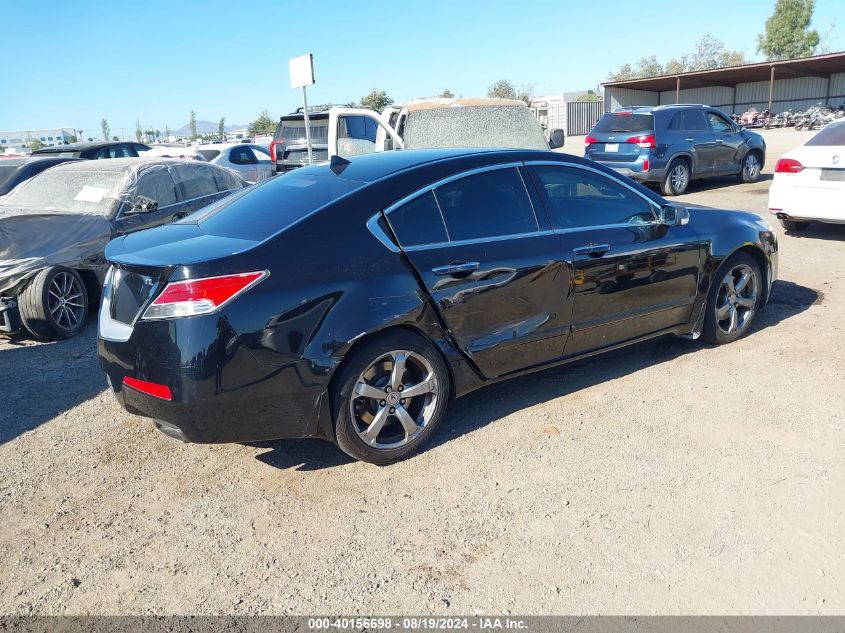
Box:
[387,191,448,247]
[433,167,538,241]
[531,165,655,229]
[707,112,733,133]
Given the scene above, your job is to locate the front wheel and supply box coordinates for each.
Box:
[332,331,450,464]
[701,253,762,345]
[660,159,690,196]
[18,266,89,340]
[737,152,762,183]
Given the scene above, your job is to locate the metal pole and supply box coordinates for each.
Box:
[675,76,680,104]
[768,66,775,112]
[302,86,313,165]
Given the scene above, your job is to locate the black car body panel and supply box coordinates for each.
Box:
[98,149,778,445]
[0,157,84,196]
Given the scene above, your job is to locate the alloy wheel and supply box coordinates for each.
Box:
[743,154,760,180]
[714,264,758,336]
[48,272,85,331]
[670,163,689,192]
[349,349,440,449]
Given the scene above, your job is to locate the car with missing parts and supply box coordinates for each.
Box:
[98,148,778,464]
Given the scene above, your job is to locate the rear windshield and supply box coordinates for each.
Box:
[592,112,654,134]
[0,164,20,190]
[275,118,329,145]
[187,169,365,241]
[805,122,845,146]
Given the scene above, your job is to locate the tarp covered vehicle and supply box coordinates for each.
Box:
[0,158,247,339]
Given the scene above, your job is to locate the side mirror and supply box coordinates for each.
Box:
[658,204,690,226]
[129,195,158,214]
[549,128,566,150]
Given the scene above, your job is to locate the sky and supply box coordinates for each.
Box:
[1,0,842,139]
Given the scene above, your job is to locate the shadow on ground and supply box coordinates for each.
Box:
[783,222,845,242]
[250,279,818,470]
[0,324,106,445]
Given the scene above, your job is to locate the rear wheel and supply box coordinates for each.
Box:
[701,253,762,345]
[737,151,762,183]
[660,158,690,196]
[780,219,809,231]
[19,266,88,340]
[332,331,450,464]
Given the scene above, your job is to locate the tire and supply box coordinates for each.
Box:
[701,252,762,345]
[332,330,451,464]
[737,151,762,183]
[18,266,88,340]
[660,158,690,196]
[780,219,809,231]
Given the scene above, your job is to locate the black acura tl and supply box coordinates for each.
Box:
[98,148,778,463]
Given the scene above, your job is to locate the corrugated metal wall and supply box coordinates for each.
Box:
[606,70,845,117]
[566,101,605,135]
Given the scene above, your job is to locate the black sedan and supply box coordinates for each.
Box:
[98,148,778,464]
[0,156,83,196]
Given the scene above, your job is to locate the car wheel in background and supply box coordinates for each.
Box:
[737,152,762,183]
[660,158,690,196]
[780,219,809,231]
[701,252,762,345]
[19,266,89,340]
[332,330,450,464]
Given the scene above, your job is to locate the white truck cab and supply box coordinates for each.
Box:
[270,98,564,174]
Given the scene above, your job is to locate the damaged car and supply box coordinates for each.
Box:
[98,148,778,464]
[0,158,247,339]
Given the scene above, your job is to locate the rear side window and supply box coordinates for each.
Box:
[229,146,257,165]
[531,165,655,229]
[434,167,537,241]
[387,191,448,247]
[806,122,845,146]
[191,171,365,241]
[669,110,710,131]
[178,165,219,199]
[592,112,654,134]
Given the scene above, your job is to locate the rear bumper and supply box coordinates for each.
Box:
[769,179,845,223]
[98,317,335,444]
[587,154,666,183]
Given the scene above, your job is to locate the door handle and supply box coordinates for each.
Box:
[573,243,611,257]
[432,261,480,276]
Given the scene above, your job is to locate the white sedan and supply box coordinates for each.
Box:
[769,120,845,230]
[196,143,273,183]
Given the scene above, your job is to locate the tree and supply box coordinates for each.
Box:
[218,117,226,137]
[189,110,198,140]
[487,79,517,99]
[758,0,820,60]
[135,119,142,142]
[248,110,275,135]
[607,37,748,79]
[360,89,393,112]
[29,139,44,150]
[440,89,455,98]
[516,83,536,105]
[165,124,171,140]
[100,118,110,141]
[576,92,602,102]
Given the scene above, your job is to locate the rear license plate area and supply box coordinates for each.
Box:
[820,169,845,182]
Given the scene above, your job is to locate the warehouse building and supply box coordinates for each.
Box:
[603,51,845,116]
[0,128,77,151]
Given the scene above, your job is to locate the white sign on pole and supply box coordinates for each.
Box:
[289,54,315,90]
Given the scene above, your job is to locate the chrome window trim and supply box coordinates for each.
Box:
[524,160,661,217]
[403,229,556,252]
[383,162,541,248]
[365,214,400,253]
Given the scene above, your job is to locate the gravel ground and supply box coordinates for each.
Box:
[1,128,843,615]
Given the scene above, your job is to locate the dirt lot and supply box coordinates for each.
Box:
[1,129,843,615]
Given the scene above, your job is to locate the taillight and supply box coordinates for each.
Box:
[142,271,268,320]
[642,158,650,172]
[123,376,172,401]
[270,139,284,161]
[627,134,656,148]
[585,135,598,147]
[775,158,804,173]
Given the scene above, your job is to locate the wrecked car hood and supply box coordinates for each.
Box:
[0,206,112,294]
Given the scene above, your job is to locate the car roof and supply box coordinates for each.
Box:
[401,97,528,112]
[33,141,149,153]
[292,148,588,183]
[46,157,211,173]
